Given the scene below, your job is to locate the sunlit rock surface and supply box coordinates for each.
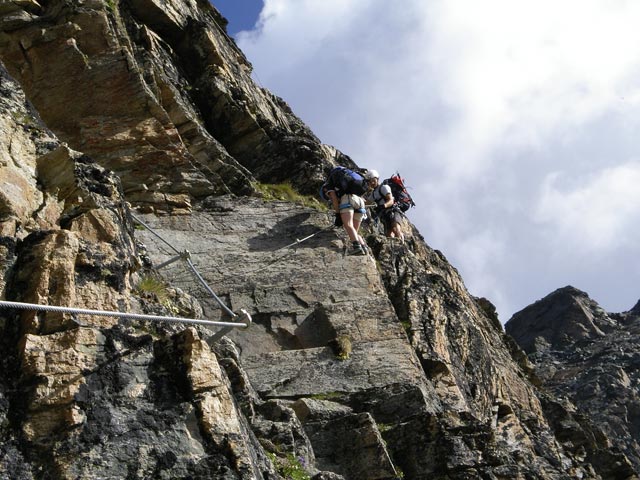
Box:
[0,1,636,478]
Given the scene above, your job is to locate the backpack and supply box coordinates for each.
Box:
[322,166,366,199]
[382,174,415,212]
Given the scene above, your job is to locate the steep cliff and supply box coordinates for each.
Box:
[0,1,633,479]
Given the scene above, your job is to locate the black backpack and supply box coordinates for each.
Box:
[321,167,366,199]
[382,174,415,212]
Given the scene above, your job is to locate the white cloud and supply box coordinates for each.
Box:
[535,162,640,251]
[426,0,640,175]
[237,0,640,318]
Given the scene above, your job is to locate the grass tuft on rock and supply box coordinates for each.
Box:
[254,182,326,211]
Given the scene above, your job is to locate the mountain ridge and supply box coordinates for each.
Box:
[506,285,640,476]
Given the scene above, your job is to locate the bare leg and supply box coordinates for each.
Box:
[392,222,404,243]
[353,215,365,246]
[341,210,358,242]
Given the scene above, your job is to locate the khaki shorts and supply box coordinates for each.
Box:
[339,194,366,217]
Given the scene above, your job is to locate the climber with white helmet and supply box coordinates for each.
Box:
[365,169,405,243]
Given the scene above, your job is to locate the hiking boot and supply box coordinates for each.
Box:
[349,243,366,256]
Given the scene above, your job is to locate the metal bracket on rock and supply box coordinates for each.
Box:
[208,308,252,344]
[235,308,252,329]
[156,249,191,270]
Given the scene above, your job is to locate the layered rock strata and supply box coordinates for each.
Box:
[0,0,345,212]
[0,0,636,479]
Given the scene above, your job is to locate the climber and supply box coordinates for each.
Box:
[365,170,405,243]
[320,166,368,255]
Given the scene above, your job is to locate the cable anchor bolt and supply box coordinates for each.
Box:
[235,308,252,329]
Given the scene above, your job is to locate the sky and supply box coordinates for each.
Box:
[213,0,640,322]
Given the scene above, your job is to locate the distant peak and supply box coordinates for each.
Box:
[551,285,589,298]
[506,285,613,354]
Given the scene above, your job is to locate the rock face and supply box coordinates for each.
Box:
[507,287,640,478]
[0,0,345,212]
[0,1,636,479]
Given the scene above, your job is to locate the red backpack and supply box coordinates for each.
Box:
[383,174,416,212]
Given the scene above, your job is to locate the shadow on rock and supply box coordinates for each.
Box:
[247,212,332,251]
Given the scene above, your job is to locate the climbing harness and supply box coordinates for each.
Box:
[0,300,251,329]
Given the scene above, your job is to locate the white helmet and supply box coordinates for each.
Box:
[365,169,379,180]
